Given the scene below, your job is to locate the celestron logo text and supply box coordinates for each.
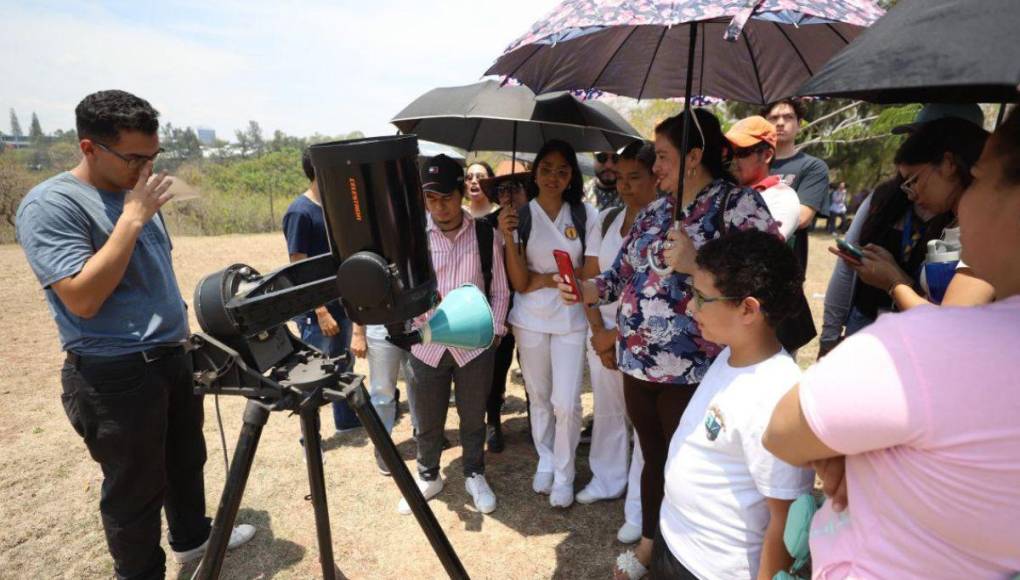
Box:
[348,177,363,221]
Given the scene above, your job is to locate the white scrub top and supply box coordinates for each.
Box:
[508,199,600,334]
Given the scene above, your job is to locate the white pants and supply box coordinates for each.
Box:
[366,334,412,433]
[624,436,644,528]
[514,326,586,491]
[584,329,631,498]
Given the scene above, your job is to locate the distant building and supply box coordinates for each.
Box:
[0,135,31,149]
[197,127,216,146]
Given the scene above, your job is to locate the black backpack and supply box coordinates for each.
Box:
[601,206,625,239]
[517,201,589,257]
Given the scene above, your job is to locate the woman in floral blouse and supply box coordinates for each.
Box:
[560,108,777,578]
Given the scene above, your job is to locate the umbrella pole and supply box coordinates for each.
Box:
[512,120,525,254]
[674,22,699,224]
[996,102,1008,128]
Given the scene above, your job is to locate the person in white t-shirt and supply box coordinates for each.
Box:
[654,230,813,579]
[498,139,600,508]
[725,115,801,241]
[575,141,658,543]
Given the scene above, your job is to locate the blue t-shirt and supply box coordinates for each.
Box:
[282,193,345,320]
[15,172,189,355]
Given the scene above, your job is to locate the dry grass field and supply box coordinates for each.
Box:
[0,231,836,579]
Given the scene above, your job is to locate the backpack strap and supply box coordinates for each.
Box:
[517,202,533,249]
[601,206,625,239]
[475,219,494,301]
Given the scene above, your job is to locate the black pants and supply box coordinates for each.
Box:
[651,529,700,579]
[623,375,697,540]
[61,349,211,580]
[487,332,516,426]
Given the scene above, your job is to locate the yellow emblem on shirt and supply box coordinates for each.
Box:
[564,225,578,240]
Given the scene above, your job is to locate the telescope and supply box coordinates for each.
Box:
[187,135,490,579]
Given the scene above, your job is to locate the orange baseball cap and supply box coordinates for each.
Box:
[725,116,777,149]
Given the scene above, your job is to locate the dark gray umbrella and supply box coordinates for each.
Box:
[391,80,641,154]
[798,0,1020,104]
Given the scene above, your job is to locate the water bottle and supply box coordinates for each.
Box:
[924,233,960,304]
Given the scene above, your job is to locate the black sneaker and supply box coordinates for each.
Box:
[487,424,505,453]
[579,420,593,445]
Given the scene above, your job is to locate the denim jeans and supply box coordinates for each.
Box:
[297,311,359,430]
[60,349,212,580]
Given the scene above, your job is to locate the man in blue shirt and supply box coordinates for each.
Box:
[282,150,360,433]
[15,90,254,580]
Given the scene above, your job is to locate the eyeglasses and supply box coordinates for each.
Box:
[465,172,488,181]
[94,141,163,169]
[690,286,742,310]
[900,166,930,197]
[595,153,619,164]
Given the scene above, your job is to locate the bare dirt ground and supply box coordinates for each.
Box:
[0,231,835,579]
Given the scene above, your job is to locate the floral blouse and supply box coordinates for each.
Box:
[592,178,778,385]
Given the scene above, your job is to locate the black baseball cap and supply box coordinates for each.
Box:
[420,154,464,195]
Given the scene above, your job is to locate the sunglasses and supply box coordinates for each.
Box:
[690,286,742,310]
[95,141,163,169]
[595,153,620,164]
[732,145,767,159]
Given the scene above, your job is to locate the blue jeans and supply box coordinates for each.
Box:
[298,311,360,431]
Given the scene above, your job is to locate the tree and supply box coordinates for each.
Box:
[29,113,44,144]
[0,155,35,230]
[9,109,23,138]
[245,121,265,157]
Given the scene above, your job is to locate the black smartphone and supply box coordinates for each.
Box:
[835,238,865,260]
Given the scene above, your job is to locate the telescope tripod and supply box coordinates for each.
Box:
[188,333,468,580]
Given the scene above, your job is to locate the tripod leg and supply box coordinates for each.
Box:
[299,401,337,580]
[343,380,469,580]
[194,399,270,580]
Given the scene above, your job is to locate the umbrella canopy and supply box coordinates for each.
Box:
[485,0,884,103]
[798,0,1020,104]
[391,80,641,153]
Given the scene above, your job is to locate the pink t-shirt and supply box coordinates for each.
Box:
[799,297,1020,579]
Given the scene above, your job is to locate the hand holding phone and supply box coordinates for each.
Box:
[553,249,581,301]
[835,238,865,261]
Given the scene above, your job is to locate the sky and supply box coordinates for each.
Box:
[0,0,561,141]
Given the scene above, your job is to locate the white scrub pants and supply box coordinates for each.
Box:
[584,328,632,498]
[514,326,586,493]
[624,436,644,529]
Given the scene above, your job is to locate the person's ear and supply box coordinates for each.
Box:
[80,139,95,157]
[763,147,775,166]
[686,147,703,168]
[741,296,763,324]
[941,151,959,181]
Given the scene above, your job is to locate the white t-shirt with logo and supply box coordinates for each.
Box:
[660,347,814,579]
[595,207,628,328]
[759,182,801,242]
[508,199,599,335]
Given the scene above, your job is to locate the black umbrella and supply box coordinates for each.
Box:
[391,80,641,159]
[798,0,1020,104]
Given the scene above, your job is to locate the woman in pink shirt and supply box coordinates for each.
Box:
[763,108,1020,578]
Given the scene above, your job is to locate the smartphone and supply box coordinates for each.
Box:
[553,249,581,301]
[835,238,865,260]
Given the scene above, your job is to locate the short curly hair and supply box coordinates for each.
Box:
[695,230,804,328]
[75,90,160,143]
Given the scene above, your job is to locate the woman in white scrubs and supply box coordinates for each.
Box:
[577,141,657,545]
[498,139,600,508]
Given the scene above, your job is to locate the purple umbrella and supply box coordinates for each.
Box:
[486,0,883,239]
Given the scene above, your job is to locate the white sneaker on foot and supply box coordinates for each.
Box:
[532,471,554,495]
[617,522,642,544]
[575,484,620,505]
[465,474,497,514]
[397,476,444,515]
[550,485,574,508]
[171,524,257,564]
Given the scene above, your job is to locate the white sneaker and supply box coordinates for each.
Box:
[465,474,497,514]
[171,524,257,564]
[617,522,642,544]
[532,471,554,495]
[549,485,574,508]
[575,484,620,505]
[397,476,444,515]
